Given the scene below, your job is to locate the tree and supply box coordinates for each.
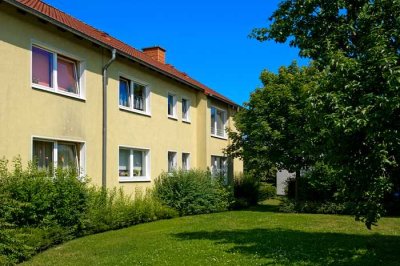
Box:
[251,0,400,228]
[227,62,318,200]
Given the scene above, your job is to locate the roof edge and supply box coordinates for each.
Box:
[4,0,239,107]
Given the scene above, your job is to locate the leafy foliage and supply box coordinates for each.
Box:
[0,158,177,265]
[245,0,400,228]
[227,62,318,199]
[153,169,232,216]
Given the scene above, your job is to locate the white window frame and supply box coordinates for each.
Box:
[31,41,85,100]
[118,74,151,117]
[118,145,151,182]
[182,97,191,123]
[211,106,228,139]
[168,151,178,172]
[31,136,86,178]
[167,92,178,119]
[182,152,191,171]
[211,155,228,183]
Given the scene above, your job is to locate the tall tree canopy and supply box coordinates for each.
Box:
[241,0,400,228]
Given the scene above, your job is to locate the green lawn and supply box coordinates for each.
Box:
[23,199,400,266]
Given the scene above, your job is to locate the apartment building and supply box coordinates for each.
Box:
[0,0,243,194]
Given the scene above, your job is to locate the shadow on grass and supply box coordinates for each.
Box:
[173,228,400,265]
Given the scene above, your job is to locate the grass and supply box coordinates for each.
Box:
[23,199,400,266]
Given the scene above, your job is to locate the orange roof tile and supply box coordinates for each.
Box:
[9,0,238,106]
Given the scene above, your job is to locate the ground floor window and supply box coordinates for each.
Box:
[168,151,177,172]
[32,138,84,175]
[211,155,228,178]
[119,147,150,182]
[182,153,190,171]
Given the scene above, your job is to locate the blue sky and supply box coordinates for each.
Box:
[45,0,308,105]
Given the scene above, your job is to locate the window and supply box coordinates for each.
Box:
[119,78,150,115]
[211,107,227,138]
[182,153,190,171]
[32,139,84,175]
[119,147,150,182]
[182,98,190,122]
[32,46,82,97]
[211,156,228,179]
[168,151,177,172]
[168,93,177,118]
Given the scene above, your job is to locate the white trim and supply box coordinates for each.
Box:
[167,150,178,172]
[118,145,151,182]
[167,92,178,119]
[118,74,151,116]
[31,135,86,177]
[181,97,191,123]
[210,105,228,138]
[30,40,86,100]
[182,152,191,171]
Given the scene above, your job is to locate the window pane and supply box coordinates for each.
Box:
[216,110,225,136]
[119,79,130,107]
[33,140,53,169]
[133,150,144,176]
[133,83,145,111]
[119,149,130,177]
[57,57,78,94]
[182,153,189,171]
[168,152,176,172]
[58,143,78,169]
[182,99,188,120]
[168,94,174,115]
[211,107,216,134]
[32,47,53,87]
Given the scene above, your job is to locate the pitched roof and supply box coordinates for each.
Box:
[7,0,238,106]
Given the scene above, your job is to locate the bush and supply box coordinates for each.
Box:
[153,169,231,216]
[83,188,177,234]
[259,183,276,201]
[233,173,260,208]
[279,198,354,215]
[0,157,177,265]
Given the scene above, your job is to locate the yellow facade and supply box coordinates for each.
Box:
[0,4,243,194]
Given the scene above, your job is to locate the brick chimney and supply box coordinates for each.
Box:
[142,46,166,64]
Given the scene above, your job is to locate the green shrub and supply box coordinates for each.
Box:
[153,169,231,216]
[233,174,260,209]
[279,199,354,215]
[83,188,177,234]
[258,183,276,201]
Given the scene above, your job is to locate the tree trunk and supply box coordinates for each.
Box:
[295,169,300,202]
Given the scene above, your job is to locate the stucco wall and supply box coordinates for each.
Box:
[0,4,243,195]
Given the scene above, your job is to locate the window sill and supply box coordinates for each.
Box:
[182,119,191,124]
[32,84,85,101]
[119,106,151,117]
[119,176,151,183]
[211,134,228,140]
[168,115,178,121]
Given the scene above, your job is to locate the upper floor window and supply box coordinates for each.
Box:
[32,45,83,98]
[168,93,177,118]
[211,106,227,138]
[32,138,85,176]
[119,78,150,115]
[182,98,190,122]
[119,147,150,182]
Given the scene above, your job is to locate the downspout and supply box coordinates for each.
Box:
[102,49,117,188]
